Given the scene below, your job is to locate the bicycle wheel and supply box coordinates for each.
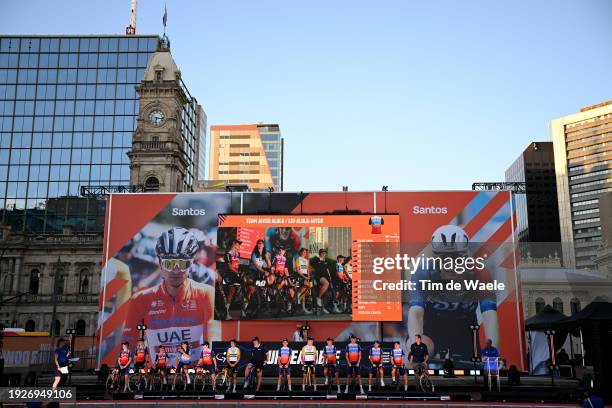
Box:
[419,375,434,392]
[105,374,116,391]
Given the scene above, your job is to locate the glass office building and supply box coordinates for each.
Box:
[0,35,205,233]
[257,123,283,191]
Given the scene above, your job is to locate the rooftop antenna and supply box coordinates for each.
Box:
[126,0,137,35]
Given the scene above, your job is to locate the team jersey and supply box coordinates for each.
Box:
[344,262,353,279]
[118,349,131,366]
[278,346,292,365]
[155,352,168,367]
[134,346,148,363]
[346,343,361,364]
[199,348,214,366]
[370,347,382,364]
[336,263,348,281]
[226,249,240,272]
[179,349,191,363]
[122,278,214,364]
[408,266,497,360]
[273,255,288,275]
[251,251,267,269]
[302,345,317,362]
[227,347,240,365]
[369,216,384,234]
[391,348,405,366]
[295,257,310,277]
[323,345,337,364]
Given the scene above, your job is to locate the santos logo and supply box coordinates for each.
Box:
[413,206,448,215]
[172,208,206,216]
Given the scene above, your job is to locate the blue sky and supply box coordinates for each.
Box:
[2,0,612,191]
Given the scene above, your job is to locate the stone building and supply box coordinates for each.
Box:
[0,222,102,336]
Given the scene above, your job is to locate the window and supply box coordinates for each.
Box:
[76,319,86,336]
[25,319,36,332]
[535,298,545,314]
[79,268,89,294]
[28,269,40,294]
[145,176,160,192]
[553,297,564,314]
[570,298,581,315]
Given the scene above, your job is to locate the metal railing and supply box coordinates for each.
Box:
[80,185,145,198]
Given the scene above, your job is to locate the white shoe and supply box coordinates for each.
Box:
[332,304,342,313]
[321,307,330,314]
[345,385,349,393]
[380,379,385,387]
[316,297,323,307]
[226,308,232,320]
[289,385,292,391]
[404,385,408,391]
[360,386,364,394]
[302,384,305,391]
[277,385,281,391]
[337,385,341,393]
[325,378,328,385]
[302,303,313,314]
[368,385,372,392]
[314,385,317,391]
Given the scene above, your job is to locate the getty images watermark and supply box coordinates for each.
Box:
[369,252,507,292]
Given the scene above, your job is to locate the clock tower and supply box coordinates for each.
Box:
[127,38,189,192]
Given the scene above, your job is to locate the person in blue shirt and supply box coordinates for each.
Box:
[481,339,500,372]
[582,389,605,408]
[52,338,71,389]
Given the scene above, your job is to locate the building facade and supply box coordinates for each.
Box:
[552,101,612,269]
[0,35,205,232]
[209,123,283,191]
[505,142,561,258]
[0,206,103,336]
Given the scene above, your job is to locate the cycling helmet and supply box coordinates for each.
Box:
[156,227,199,259]
[431,225,469,254]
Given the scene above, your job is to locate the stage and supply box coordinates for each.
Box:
[27,373,582,407]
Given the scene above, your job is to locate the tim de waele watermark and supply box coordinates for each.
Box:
[370,253,506,291]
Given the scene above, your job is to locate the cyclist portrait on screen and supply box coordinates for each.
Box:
[407,224,499,364]
[122,227,217,362]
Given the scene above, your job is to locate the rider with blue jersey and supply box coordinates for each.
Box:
[407,225,500,364]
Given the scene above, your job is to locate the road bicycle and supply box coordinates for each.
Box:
[414,363,434,392]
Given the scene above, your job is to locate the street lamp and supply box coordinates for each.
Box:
[469,324,481,384]
[545,329,557,386]
[65,328,76,385]
[136,321,147,341]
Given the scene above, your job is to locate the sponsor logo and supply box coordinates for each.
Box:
[172,208,206,216]
[181,300,197,310]
[148,309,167,315]
[412,206,448,215]
[151,300,164,308]
[150,317,198,327]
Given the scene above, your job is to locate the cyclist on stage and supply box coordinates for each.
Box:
[174,341,192,389]
[196,341,217,389]
[123,227,217,357]
[133,339,150,383]
[226,339,240,392]
[390,341,408,391]
[277,338,293,391]
[301,336,318,391]
[244,337,268,391]
[368,340,385,391]
[323,337,341,393]
[117,341,132,392]
[153,345,169,385]
[345,335,364,394]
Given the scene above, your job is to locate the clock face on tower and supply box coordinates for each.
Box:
[148,110,165,126]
